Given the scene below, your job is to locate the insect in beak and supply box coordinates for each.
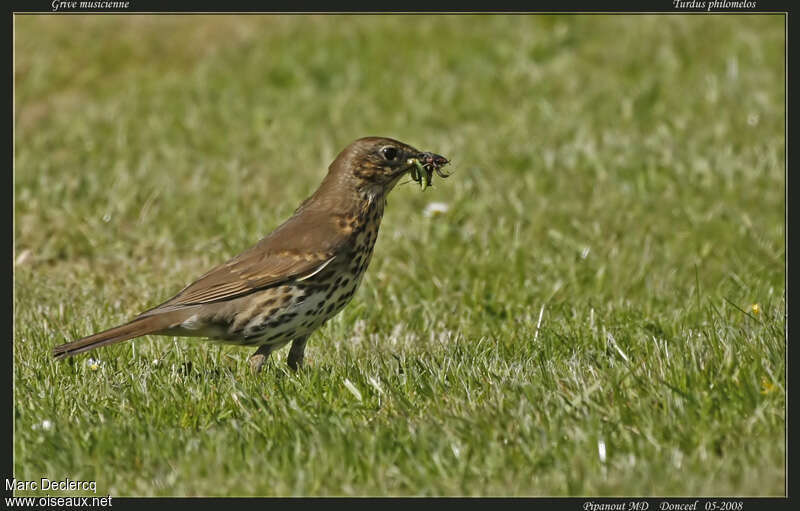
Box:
[407,152,451,190]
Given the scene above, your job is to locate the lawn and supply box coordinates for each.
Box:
[13,14,785,496]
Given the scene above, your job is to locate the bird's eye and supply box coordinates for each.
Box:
[381,147,398,160]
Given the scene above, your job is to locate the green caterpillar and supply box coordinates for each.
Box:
[408,157,450,191]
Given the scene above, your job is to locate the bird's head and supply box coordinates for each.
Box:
[328,137,449,197]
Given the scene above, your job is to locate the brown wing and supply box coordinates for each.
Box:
[137,207,348,316]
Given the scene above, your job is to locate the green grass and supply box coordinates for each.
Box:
[13,14,785,496]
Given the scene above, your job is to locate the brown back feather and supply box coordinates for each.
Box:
[138,192,355,315]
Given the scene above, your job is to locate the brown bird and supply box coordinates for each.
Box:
[53,137,449,372]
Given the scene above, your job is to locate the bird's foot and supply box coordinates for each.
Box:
[287,353,306,372]
[287,336,309,372]
[249,352,268,373]
[249,343,279,373]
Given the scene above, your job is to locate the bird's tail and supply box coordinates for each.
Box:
[53,315,174,360]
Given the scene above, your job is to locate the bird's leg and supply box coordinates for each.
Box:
[287,335,309,371]
[249,343,283,373]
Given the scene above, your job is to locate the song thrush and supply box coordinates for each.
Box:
[53,137,449,372]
